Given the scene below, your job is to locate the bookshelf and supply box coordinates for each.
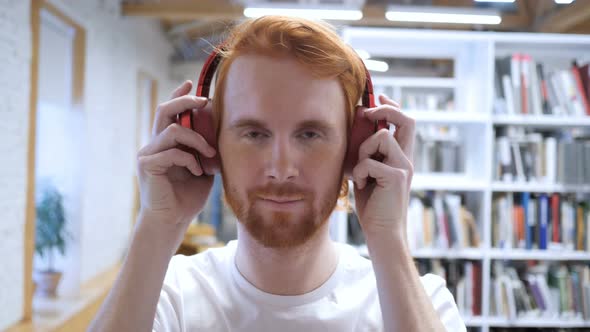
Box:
[339,27,590,332]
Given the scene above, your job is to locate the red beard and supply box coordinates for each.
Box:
[222,177,340,249]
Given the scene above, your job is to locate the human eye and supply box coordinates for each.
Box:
[244,131,268,140]
[299,130,321,140]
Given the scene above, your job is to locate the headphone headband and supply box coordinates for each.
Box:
[195,45,376,110]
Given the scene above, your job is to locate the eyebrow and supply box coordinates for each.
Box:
[228,118,335,134]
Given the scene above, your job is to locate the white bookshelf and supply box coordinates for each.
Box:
[407,111,489,124]
[340,27,590,332]
[372,76,457,88]
[413,174,488,191]
[492,114,590,127]
[355,244,485,260]
[491,181,590,193]
[486,316,590,328]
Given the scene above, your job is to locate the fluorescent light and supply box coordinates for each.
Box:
[554,0,574,4]
[243,7,363,21]
[354,49,370,60]
[363,59,388,72]
[474,0,515,3]
[386,6,502,25]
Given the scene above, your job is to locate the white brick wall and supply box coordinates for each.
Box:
[0,0,179,328]
[0,0,31,328]
[44,0,178,283]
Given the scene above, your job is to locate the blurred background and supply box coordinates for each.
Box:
[2,0,590,331]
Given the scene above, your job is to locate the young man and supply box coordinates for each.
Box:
[90,16,466,331]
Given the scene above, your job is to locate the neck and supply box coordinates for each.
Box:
[234,223,339,296]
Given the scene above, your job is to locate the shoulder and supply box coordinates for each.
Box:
[419,273,448,297]
[335,242,374,277]
[154,242,237,331]
[419,273,457,309]
[419,274,467,332]
[165,241,236,284]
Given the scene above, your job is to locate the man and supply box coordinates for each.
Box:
[90,16,466,331]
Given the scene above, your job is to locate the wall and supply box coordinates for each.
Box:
[0,0,32,328]
[49,0,177,284]
[0,0,179,328]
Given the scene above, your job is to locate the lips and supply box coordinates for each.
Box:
[259,196,303,203]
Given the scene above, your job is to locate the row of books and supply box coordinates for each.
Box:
[491,263,590,322]
[407,192,481,251]
[493,127,590,185]
[414,125,464,174]
[492,192,590,251]
[415,259,482,317]
[494,54,590,117]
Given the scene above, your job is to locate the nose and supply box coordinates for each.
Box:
[265,136,299,182]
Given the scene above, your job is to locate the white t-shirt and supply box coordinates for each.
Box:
[153,240,466,332]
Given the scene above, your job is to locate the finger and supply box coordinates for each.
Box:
[139,123,216,158]
[352,159,409,190]
[364,102,415,162]
[152,95,208,136]
[138,148,202,177]
[378,94,400,108]
[171,80,193,99]
[358,128,412,171]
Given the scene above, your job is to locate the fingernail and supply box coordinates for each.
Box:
[207,148,216,157]
[193,96,207,102]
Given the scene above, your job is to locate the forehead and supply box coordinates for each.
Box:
[222,54,346,127]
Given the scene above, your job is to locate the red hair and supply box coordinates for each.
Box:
[212,15,364,203]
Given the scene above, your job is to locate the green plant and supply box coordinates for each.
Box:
[35,184,70,273]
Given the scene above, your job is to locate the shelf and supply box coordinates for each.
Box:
[341,27,590,332]
[492,181,590,193]
[413,248,484,260]
[412,174,487,191]
[372,76,456,88]
[486,316,590,328]
[492,115,590,127]
[355,245,483,260]
[462,316,485,327]
[405,111,488,124]
[489,249,590,261]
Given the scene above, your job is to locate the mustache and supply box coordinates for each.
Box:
[250,183,312,199]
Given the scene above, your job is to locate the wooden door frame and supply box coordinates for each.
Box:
[25,0,86,321]
[132,72,158,226]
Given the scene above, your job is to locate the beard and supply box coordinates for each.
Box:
[221,171,342,249]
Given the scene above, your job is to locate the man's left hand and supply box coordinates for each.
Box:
[352,94,416,242]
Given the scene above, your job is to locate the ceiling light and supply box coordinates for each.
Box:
[554,0,574,4]
[474,0,515,3]
[354,49,370,60]
[385,6,502,25]
[243,7,363,21]
[363,59,388,72]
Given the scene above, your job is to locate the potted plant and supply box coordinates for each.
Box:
[33,184,70,297]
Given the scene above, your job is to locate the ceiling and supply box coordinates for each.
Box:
[120,0,590,62]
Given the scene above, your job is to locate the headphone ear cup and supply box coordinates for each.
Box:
[176,103,220,176]
[344,106,378,179]
[193,103,220,175]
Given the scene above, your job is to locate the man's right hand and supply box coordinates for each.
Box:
[136,80,216,227]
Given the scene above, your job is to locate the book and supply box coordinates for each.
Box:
[493,54,590,117]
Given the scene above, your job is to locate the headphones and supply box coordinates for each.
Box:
[176,46,388,178]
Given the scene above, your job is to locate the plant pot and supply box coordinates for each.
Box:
[32,270,62,298]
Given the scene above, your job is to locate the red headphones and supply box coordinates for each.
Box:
[176,46,388,178]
